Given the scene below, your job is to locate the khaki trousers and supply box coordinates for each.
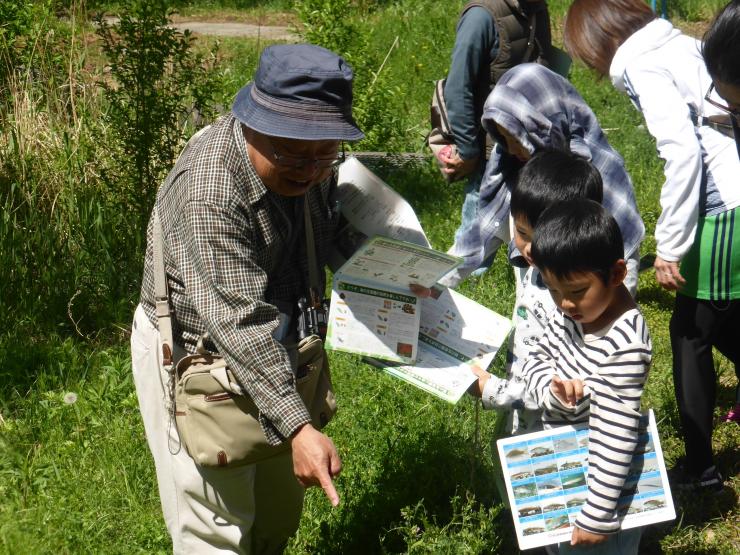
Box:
[131,305,304,554]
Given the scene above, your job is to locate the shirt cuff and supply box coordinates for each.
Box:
[656,248,681,263]
[259,392,312,446]
[482,374,529,411]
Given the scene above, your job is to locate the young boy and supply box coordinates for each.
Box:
[470,151,604,436]
[524,200,651,552]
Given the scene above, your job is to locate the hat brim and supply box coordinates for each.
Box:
[232,84,365,141]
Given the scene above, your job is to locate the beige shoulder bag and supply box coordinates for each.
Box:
[154,199,336,468]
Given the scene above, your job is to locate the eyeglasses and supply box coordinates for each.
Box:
[705,83,739,119]
[270,141,344,170]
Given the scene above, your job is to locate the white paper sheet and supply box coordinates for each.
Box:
[371,287,512,403]
[330,157,430,268]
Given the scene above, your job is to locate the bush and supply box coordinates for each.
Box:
[95,0,220,230]
[296,0,406,151]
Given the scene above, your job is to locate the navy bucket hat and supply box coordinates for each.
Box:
[232,44,364,141]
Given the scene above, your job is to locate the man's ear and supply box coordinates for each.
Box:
[610,259,627,287]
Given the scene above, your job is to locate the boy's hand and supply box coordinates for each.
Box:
[550,375,585,407]
[571,526,608,546]
[467,364,491,398]
[409,283,432,298]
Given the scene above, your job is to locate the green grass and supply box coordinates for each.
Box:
[0,1,738,553]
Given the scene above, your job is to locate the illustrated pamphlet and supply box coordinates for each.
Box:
[496,410,675,550]
[325,236,461,364]
[330,157,431,269]
[368,286,512,403]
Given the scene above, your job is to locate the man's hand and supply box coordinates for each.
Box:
[653,256,685,291]
[550,375,585,407]
[291,423,342,506]
[571,526,608,546]
[467,364,491,398]
[437,148,479,181]
[408,283,433,298]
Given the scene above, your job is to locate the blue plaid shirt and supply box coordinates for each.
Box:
[454,64,644,274]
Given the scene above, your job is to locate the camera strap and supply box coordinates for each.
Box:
[303,196,322,307]
[152,208,174,370]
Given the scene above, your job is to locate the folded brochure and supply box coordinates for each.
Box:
[325,236,461,364]
[367,286,512,403]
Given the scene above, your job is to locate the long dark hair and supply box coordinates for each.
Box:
[703,0,740,85]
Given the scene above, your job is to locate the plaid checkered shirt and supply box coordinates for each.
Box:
[140,114,339,445]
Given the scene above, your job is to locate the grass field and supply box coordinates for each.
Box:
[0,1,738,553]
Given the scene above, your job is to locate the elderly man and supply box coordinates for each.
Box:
[130,44,363,553]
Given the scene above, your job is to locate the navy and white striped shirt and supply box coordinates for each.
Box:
[523,308,652,534]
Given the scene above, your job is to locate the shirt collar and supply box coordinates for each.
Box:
[232,117,270,207]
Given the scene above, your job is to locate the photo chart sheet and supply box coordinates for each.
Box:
[496,410,675,550]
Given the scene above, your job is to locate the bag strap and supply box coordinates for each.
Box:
[303,196,322,308]
[153,209,174,368]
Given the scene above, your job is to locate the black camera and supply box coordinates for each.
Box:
[296,296,330,341]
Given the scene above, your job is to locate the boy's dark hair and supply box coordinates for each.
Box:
[511,150,603,228]
[531,199,623,284]
[703,0,740,86]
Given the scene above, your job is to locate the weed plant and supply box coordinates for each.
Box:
[0,1,738,554]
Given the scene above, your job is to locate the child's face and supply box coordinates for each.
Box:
[495,123,531,162]
[540,266,625,333]
[513,215,534,266]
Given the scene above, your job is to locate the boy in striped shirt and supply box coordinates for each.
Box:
[523,199,651,553]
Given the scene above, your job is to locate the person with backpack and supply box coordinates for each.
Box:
[436,0,554,272]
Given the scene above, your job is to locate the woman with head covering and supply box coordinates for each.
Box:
[441,63,644,292]
[564,0,740,494]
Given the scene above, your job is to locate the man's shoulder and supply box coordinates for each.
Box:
[163,114,253,208]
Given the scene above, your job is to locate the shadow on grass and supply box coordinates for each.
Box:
[640,443,740,555]
[636,283,676,312]
[355,156,460,224]
[304,426,503,554]
[0,328,117,403]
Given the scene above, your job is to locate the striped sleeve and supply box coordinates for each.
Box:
[575,312,652,534]
[521,317,564,409]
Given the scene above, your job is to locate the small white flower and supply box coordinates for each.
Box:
[63,392,78,405]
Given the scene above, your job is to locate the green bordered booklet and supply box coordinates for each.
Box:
[367,285,512,403]
[325,236,461,364]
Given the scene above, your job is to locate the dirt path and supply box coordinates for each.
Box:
[101,17,299,41]
[170,21,298,41]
